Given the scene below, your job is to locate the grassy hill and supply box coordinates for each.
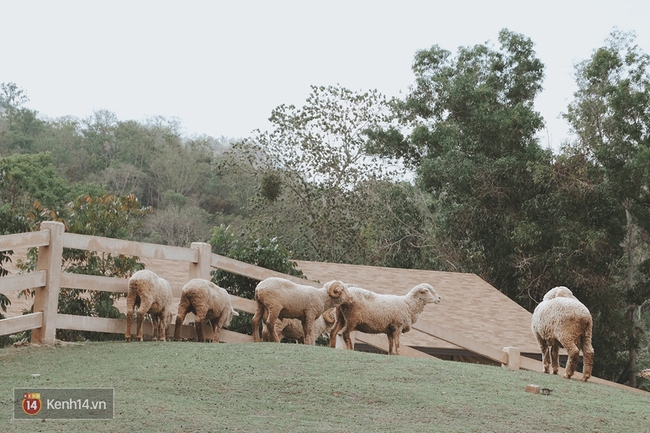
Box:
[1,341,648,432]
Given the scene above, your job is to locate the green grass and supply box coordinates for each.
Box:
[1,342,648,432]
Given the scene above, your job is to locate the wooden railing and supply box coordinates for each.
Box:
[0,221,313,345]
[0,221,528,367]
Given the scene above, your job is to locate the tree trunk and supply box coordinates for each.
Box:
[625,205,638,388]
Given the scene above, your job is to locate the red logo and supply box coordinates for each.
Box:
[22,393,42,415]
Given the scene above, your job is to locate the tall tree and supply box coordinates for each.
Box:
[369,29,548,299]
[0,82,45,155]
[232,84,402,263]
[564,30,650,386]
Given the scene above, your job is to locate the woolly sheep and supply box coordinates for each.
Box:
[261,308,337,343]
[173,278,239,343]
[251,277,352,345]
[531,286,594,381]
[125,269,173,342]
[329,283,442,355]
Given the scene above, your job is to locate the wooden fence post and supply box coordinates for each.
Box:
[31,221,64,345]
[502,346,521,370]
[189,242,212,281]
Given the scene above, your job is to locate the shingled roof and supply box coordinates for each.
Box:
[294,260,541,360]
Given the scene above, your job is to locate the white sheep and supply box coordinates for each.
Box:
[531,286,594,381]
[329,283,442,355]
[173,278,239,343]
[251,277,352,345]
[125,269,173,342]
[261,308,337,343]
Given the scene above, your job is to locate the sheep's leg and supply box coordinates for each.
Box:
[387,329,401,355]
[150,314,159,341]
[535,335,550,374]
[135,299,151,342]
[136,310,146,342]
[174,301,189,341]
[581,341,594,382]
[302,317,315,345]
[550,344,560,375]
[387,332,395,355]
[251,302,266,342]
[339,319,356,350]
[329,311,344,348]
[211,316,226,343]
[214,309,232,343]
[125,294,137,342]
[266,311,281,343]
[563,342,580,379]
[125,309,134,343]
[156,309,168,342]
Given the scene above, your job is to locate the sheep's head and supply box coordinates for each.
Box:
[543,286,575,302]
[412,283,442,304]
[321,308,337,325]
[325,280,352,305]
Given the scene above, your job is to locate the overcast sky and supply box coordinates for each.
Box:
[3,1,649,150]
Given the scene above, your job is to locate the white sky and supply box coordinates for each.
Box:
[3,0,650,150]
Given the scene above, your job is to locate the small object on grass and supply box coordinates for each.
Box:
[541,387,551,396]
[525,384,540,394]
[31,373,40,379]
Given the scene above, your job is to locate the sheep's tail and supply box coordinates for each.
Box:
[580,317,595,381]
[251,300,266,342]
[126,279,143,311]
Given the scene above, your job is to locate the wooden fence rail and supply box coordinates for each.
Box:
[0,221,274,344]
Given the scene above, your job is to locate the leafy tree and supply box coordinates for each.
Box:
[143,203,213,247]
[369,29,548,297]
[232,84,403,263]
[564,30,650,386]
[0,82,45,155]
[15,193,151,341]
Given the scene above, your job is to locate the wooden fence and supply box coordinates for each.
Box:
[0,221,315,345]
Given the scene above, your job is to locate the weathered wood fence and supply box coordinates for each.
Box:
[0,221,312,345]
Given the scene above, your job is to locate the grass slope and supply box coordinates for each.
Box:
[1,342,648,432]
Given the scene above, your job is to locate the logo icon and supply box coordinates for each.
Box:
[22,392,42,416]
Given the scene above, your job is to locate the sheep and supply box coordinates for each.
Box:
[125,269,173,342]
[261,308,337,343]
[531,286,594,381]
[328,283,442,355]
[251,277,352,345]
[173,278,239,343]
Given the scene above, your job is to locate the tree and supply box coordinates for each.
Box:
[0,82,45,155]
[564,30,650,386]
[369,29,548,298]
[231,84,403,263]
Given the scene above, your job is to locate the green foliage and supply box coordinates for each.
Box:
[143,204,214,247]
[231,84,404,263]
[0,152,73,219]
[209,225,304,300]
[370,29,548,295]
[58,193,149,340]
[564,29,650,385]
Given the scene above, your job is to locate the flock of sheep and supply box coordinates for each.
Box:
[124,269,594,381]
